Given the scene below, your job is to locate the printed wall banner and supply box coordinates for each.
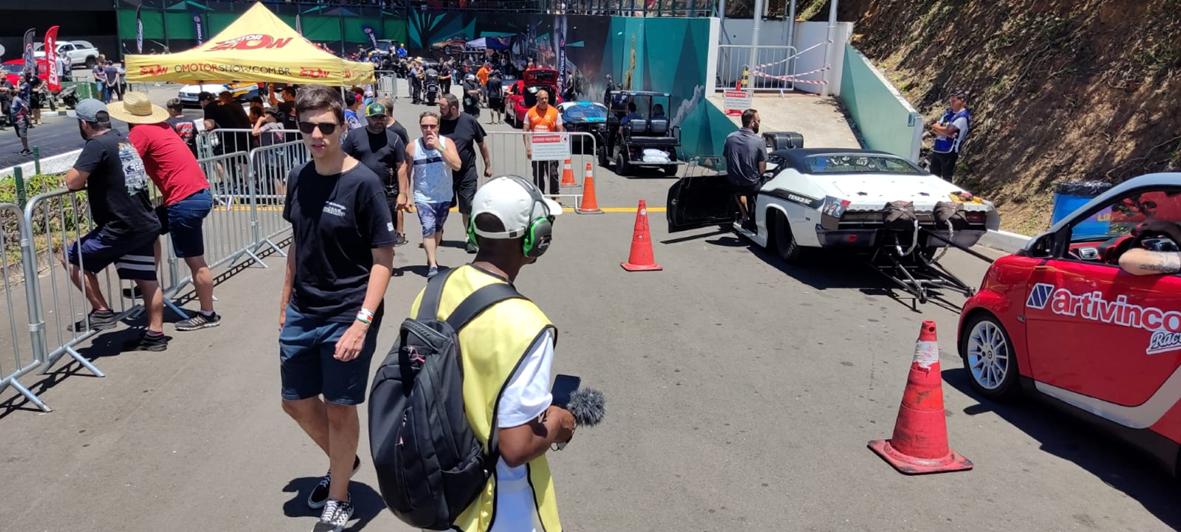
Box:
[44,25,60,92]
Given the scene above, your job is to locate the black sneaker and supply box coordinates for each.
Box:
[69,309,120,332]
[307,455,361,510]
[121,286,143,300]
[465,241,479,254]
[175,311,221,331]
[313,497,354,532]
[394,232,409,247]
[19,149,32,156]
[126,331,169,352]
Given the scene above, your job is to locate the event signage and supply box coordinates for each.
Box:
[723,89,752,116]
[136,5,144,53]
[529,133,571,161]
[22,28,35,74]
[362,25,378,49]
[44,25,60,92]
[192,12,204,45]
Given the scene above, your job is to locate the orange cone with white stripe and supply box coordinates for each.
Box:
[868,321,973,474]
[560,158,576,186]
[621,200,662,272]
[576,164,603,215]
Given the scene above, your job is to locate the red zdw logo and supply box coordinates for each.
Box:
[208,34,293,51]
[138,64,168,77]
[299,67,330,79]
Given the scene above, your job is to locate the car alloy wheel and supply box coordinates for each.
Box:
[962,314,1018,399]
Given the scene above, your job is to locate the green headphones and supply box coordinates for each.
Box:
[467,176,555,259]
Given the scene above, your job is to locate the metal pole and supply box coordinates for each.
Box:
[821,0,838,97]
[787,0,796,48]
[718,0,727,43]
[748,0,765,88]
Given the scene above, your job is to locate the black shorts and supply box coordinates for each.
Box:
[452,167,479,215]
[728,180,761,195]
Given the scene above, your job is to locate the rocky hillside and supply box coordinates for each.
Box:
[824,0,1181,234]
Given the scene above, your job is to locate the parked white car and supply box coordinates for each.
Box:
[34,40,102,68]
[178,82,260,107]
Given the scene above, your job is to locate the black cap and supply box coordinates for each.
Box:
[198,92,215,102]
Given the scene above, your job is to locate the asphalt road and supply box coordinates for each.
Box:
[0,90,1178,531]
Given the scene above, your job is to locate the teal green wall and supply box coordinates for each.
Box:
[601,17,735,161]
[840,44,922,161]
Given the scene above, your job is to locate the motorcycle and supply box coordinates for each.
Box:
[58,84,79,109]
[424,68,440,105]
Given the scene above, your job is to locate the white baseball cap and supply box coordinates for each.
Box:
[471,176,562,239]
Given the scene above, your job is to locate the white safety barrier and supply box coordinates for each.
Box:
[482,131,601,207]
[716,45,800,92]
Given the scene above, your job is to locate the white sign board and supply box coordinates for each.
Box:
[529,132,571,162]
[723,89,753,116]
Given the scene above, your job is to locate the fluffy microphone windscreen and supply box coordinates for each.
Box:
[566,387,605,427]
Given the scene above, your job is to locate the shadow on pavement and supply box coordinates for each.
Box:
[282,477,385,531]
[944,367,1181,529]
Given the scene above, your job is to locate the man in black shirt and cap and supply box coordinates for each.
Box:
[342,101,410,247]
[61,99,168,351]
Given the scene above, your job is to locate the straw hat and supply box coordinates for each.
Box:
[106,91,170,124]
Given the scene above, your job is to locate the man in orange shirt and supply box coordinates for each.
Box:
[523,89,564,195]
[476,62,491,103]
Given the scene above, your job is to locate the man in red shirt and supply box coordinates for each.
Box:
[109,92,221,331]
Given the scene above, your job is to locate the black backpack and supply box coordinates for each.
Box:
[369,269,524,530]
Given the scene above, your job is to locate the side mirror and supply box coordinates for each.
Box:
[1019,232,1055,258]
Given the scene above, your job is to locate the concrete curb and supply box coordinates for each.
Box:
[978,229,1032,254]
[0,149,81,179]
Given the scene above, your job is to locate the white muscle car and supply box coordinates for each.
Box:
[667,148,1000,262]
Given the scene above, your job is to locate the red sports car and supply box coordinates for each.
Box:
[503,67,560,128]
[2,58,53,89]
[958,172,1181,476]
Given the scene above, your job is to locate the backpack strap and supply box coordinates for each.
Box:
[416,267,459,321]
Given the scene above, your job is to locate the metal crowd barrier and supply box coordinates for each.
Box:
[0,140,308,412]
[716,45,799,92]
[196,128,302,161]
[482,131,600,208]
[376,70,399,101]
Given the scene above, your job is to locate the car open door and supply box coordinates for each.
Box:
[666,173,734,233]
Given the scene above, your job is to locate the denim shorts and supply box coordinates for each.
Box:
[158,189,213,258]
[278,304,383,405]
[65,227,157,281]
[415,201,451,237]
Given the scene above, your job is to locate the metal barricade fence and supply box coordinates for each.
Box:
[248,140,307,253]
[376,70,399,101]
[0,142,306,411]
[482,131,600,208]
[0,203,49,411]
[197,128,303,161]
[716,45,798,92]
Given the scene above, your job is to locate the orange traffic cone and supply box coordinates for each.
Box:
[621,200,662,272]
[560,158,576,186]
[576,166,603,215]
[868,321,973,475]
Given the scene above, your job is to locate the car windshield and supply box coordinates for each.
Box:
[563,104,607,121]
[804,155,924,175]
[2,64,22,74]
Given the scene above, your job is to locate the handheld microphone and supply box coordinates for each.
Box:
[566,387,605,427]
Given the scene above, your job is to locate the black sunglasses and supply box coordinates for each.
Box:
[298,121,339,135]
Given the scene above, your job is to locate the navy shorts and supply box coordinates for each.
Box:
[158,189,212,258]
[415,201,450,237]
[278,305,383,405]
[65,227,157,281]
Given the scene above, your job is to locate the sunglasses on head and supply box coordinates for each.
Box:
[298,121,339,135]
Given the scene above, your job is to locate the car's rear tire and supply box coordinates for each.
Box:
[770,210,803,263]
[662,165,678,177]
[959,312,1020,400]
[84,56,96,69]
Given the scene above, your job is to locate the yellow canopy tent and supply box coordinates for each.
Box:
[124,2,373,86]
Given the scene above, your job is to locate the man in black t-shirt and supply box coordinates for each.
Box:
[438,93,491,253]
[278,85,395,529]
[378,97,408,147]
[61,99,168,352]
[342,102,410,247]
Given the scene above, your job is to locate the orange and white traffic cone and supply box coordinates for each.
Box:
[868,321,973,474]
[621,200,662,272]
[576,164,603,215]
[560,158,576,186]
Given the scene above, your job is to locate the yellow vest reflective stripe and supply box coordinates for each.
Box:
[409,265,562,532]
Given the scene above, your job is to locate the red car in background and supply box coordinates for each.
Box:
[503,67,560,128]
[958,173,1181,476]
[2,58,55,91]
